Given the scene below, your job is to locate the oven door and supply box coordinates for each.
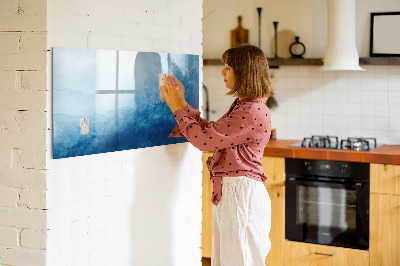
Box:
[285,177,369,250]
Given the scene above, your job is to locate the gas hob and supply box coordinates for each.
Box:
[289,135,383,151]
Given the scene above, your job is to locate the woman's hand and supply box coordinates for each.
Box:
[172,77,187,107]
[161,77,185,113]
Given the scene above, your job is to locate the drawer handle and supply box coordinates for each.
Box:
[314,252,335,257]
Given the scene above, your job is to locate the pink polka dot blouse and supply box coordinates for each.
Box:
[169,97,272,206]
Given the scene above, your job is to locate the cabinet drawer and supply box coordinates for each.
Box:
[284,241,369,266]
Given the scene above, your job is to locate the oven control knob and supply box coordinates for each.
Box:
[304,161,312,171]
[340,164,347,174]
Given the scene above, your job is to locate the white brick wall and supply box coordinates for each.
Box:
[0,0,48,265]
[46,1,203,266]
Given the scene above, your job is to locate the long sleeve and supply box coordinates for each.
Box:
[172,105,257,152]
[168,104,210,138]
[171,97,271,206]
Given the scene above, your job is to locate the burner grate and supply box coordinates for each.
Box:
[301,135,339,149]
[340,137,377,151]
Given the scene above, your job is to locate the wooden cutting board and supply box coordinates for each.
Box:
[231,16,249,48]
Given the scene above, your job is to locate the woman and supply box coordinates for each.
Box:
[161,44,273,266]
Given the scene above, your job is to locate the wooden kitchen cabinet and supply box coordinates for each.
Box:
[370,163,400,266]
[264,184,285,266]
[262,156,285,266]
[370,163,400,195]
[284,241,369,266]
[201,154,286,266]
[202,152,213,258]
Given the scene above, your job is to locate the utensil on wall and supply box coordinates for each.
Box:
[257,8,262,48]
[273,21,279,58]
[231,16,249,48]
[289,36,306,58]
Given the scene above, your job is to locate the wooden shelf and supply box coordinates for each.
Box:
[359,57,400,65]
[203,57,400,67]
[203,58,323,67]
[268,58,322,67]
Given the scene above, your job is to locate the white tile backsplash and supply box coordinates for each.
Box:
[203,65,400,144]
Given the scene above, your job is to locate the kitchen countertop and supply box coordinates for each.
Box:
[263,139,400,165]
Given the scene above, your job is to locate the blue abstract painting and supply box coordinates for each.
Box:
[52,47,199,159]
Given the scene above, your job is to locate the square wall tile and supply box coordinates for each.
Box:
[388,91,400,104]
[374,90,388,104]
[375,104,388,117]
[374,130,389,144]
[388,131,400,144]
[362,90,375,104]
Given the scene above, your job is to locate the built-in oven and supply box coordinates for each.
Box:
[285,158,370,250]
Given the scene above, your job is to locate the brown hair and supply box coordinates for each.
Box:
[221,44,273,99]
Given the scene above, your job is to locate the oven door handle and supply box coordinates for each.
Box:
[287,177,364,189]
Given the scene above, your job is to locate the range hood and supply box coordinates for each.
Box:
[320,0,365,71]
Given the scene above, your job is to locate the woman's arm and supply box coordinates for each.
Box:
[162,77,210,137]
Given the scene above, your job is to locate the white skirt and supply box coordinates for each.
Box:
[212,176,271,266]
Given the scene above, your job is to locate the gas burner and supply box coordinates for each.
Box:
[340,137,377,151]
[290,136,380,151]
[301,135,339,149]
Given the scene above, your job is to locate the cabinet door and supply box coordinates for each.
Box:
[264,184,284,266]
[261,156,285,185]
[202,152,213,258]
[284,241,369,266]
[370,163,400,195]
[370,193,400,266]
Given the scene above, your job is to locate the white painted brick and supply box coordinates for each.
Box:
[166,0,192,15]
[10,148,22,169]
[0,32,20,54]
[152,10,180,27]
[120,36,153,52]
[20,149,46,170]
[0,11,46,32]
[0,129,46,151]
[152,39,181,54]
[19,189,46,209]
[87,1,124,21]
[0,149,11,169]
[136,24,170,41]
[19,0,47,15]
[130,0,167,13]
[181,16,202,30]
[20,229,46,250]
[0,33,47,71]
[72,218,88,237]
[87,33,123,51]
[0,227,19,247]
[122,8,153,25]
[87,212,109,233]
[0,110,47,131]
[105,178,123,196]
[191,32,203,44]
[0,247,45,266]
[0,0,18,13]
[180,41,202,55]
[0,71,16,91]
[16,70,47,91]
[169,28,194,43]
[0,90,46,111]
[0,169,47,189]
[0,208,46,230]
[0,187,19,208]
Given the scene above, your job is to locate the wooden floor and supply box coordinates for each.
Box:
[202,257,211,266]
